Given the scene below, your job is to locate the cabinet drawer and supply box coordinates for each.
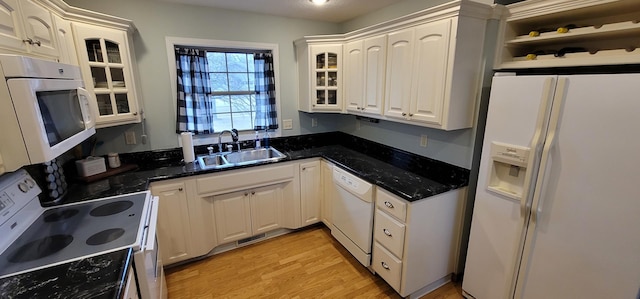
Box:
[372,242,402,292]
[376,188,407,221]
[374,210,406,257]
[196,163,295,195]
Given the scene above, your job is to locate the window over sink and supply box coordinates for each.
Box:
[166,37,281,145]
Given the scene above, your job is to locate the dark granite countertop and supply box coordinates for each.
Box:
[63,132,469,204]
[0,249,133,299]
[2,132,469,298]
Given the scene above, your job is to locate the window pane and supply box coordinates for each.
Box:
[249,73,255,90]
[212,95,231,113]
[230,95,252,112]
[227,53,247,72]
[228,73,249,91]
[207,52,226,72]
[233,112,253,131]
[211,73,228,92]
[212,113,232,131]
[247,54,255,73]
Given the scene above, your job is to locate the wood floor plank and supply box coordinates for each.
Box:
[165,225,463,298]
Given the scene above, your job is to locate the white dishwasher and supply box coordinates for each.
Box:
[331,167,374,267]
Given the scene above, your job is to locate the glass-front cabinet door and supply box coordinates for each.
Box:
[72,23,141,128]
[310,44,342,112]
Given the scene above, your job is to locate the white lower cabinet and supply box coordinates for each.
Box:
[213,183,285,244]
[372,187,466,298]
[150,179,195,265]
[300,159,322,226]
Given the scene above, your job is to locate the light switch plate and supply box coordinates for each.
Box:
[420,135,428,147]
[283,119,293,130]
[125,131,136,145]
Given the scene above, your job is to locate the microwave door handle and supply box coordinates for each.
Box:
[77,87,96,128]
[144,196,160,251]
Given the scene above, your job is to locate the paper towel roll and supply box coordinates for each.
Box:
[181,132,195,163]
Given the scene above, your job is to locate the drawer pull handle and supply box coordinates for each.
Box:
[384,201,394,209]
[383,229,392,237]
[381,262,390,270]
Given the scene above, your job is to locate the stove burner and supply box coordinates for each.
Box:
[90,200,134,217]
[43,209,79,222]
[86,228,125,246]
[8,235,74,263]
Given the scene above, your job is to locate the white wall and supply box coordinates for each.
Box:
[65,0,341,155]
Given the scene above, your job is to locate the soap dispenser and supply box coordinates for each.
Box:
[255,131,261,149]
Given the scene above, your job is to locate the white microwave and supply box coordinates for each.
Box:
[0,55,95,173]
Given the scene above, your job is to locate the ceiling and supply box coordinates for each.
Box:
[152,0,406,23]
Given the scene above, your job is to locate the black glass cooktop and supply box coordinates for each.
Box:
[0,192,148,278]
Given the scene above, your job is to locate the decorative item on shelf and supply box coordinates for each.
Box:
[554,47,588,57]
[525,49,557,60]
[557,24,577,33]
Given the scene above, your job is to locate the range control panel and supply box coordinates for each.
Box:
[0,170,41,226]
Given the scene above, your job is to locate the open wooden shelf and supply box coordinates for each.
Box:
[495,0,640,69]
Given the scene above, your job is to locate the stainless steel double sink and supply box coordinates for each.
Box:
[196,147,287,170]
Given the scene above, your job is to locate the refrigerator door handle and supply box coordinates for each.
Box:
[519,77,557,217]
[530,78,566,223]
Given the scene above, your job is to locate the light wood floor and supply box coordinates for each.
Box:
[165,225,463,298]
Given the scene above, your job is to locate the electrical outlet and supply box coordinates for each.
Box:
[420,135,428,147]
[125,131,136,145]
[311,118,318,127]
[283,119,293,130]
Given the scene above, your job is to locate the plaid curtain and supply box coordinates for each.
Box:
[175,47,214,134]
[254,53,278,130]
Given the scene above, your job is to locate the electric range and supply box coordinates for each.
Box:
[0,169,152,280]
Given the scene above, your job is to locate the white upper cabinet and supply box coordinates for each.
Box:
[345,35,387,116]
[344,40,364,114]
[384,28,415,121]
[385,15,488,130]
[0,0,58,57]
[73,22,142,128]
[296,0,494,130]
[297,42,344,113]
[408,19,451,124]
[52,14,77,65]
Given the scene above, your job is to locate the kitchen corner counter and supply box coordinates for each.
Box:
[0,249,133,299]
[62,132,469,204]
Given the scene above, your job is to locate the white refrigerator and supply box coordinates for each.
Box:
[462,73,640,299]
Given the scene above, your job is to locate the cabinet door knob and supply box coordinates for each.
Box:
[33,40,41,46]
[383,229,392,237]
[251,191,256,195]
[244,192,249,196]
[409,113,413,117]
[302,167,306,171]
[22,38,33,45]
[178,188,183,191]
[133,112,138,116]
[402,112,407,116]
[384,201,395,209]
[381,262,390,270]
